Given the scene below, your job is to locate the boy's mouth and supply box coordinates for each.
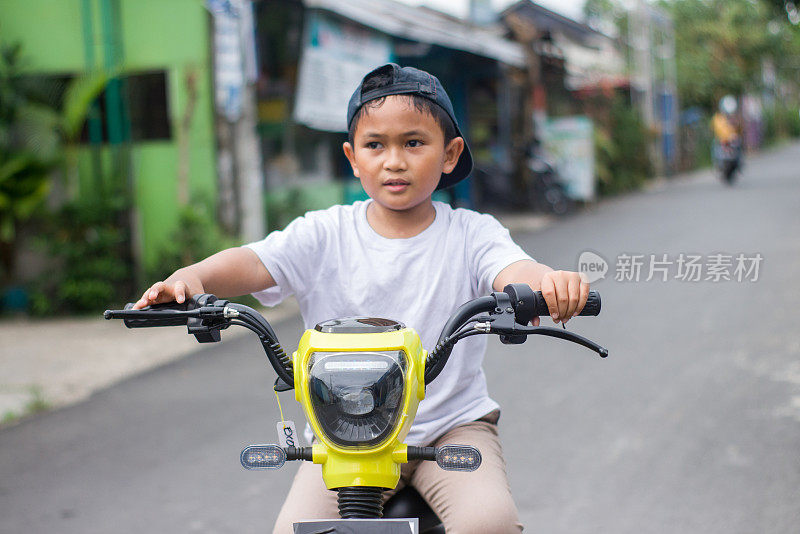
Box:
[383,179,410,192]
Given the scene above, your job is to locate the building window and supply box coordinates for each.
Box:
[126,71,171,142]
[22,70,172,143]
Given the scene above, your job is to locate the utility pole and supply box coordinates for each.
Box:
[209,0,264,242]
[629,0,677,177]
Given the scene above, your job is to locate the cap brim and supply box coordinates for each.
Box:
[436,127,473,190]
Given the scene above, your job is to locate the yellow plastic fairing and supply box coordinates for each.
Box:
[293,328,426,489]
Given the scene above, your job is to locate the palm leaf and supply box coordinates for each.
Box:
[61,69,117,141]
[15,103,61,162]
[0,153,34,184]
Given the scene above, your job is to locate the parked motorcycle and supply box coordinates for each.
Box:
[104,284,606,533]
[526,153,574,215]
[472,151,574,215]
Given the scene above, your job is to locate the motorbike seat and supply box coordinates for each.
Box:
[383,486,444,534]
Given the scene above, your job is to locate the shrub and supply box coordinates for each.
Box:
[764,104,800,145]
[145,198,236,283]
[142,199,262,308]
[29,196,133,315]
[593,97,653,195]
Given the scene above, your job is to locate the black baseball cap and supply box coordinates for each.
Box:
[346,63,473,190]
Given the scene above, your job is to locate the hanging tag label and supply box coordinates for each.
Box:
[277,420,300,448]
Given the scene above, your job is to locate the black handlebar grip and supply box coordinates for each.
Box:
[112,302,192,328]
[578,291,601,316]
[531,290,601,317]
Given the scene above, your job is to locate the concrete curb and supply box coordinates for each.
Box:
[495,212,554,234]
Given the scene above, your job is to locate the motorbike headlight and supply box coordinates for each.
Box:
[308,351,406,447]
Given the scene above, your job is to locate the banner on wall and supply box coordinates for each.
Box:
[541,116,596,202]
[293,11,393,132]
[207,0,257,121]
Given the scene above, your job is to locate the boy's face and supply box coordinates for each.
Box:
[343,95,464,213]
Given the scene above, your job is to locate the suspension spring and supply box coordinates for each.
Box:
[336,486,385,519]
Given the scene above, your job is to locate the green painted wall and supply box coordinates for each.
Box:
[0,1,86,72]
[1,0,217,273]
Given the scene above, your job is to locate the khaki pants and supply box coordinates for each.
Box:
[273,412,523,533]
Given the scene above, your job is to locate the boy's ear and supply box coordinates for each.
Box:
[342,142,360,178]
[443,137,465,174]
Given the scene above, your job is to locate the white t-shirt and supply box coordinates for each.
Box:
[245,200,533,445]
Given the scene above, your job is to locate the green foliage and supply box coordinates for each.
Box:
[0,42,114,281]
[266,187,305,231]
[763,104,800,144]
[145,198,237,283]
[24,385,49,414]
[583,0,621,20]
[60,70,114,142]
[594,98,653,195]
[690,124,714,169]
[761,0,800,25]
[1,410,17,425]
[661,0,798,111]
[0,44,59,275]
[583,0,628,36]
[144,199,263,310]
[0,386,52,426]
[29,196,133,315]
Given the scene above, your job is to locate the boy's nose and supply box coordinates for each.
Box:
[383,147,407,171]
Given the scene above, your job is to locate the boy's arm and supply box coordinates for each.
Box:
[493,259,589,325]
[133,247,275,309]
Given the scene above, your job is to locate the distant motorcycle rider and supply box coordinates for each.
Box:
[712,95,739,146]
[712,95,742,183]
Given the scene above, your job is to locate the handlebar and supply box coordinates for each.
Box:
[105,284,606,389]
[104,295,294,387]
[424,284,606,384]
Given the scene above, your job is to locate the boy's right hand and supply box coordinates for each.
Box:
[132,276,204,310]
[131,247,274,310]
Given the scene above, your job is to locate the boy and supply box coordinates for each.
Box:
[134,64,590,533]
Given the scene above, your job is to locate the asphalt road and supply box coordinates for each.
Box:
[2,143,799,533]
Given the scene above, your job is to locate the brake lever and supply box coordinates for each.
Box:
[488,322,608,358]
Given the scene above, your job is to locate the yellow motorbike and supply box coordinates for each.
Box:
[105,284,606,533]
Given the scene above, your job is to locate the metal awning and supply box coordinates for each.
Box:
[303,0,526,67]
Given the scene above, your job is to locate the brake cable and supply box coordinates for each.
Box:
[224,305,294,386]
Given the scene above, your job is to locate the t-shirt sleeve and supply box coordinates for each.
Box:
[243,211,327,306]
[467,212,535,296]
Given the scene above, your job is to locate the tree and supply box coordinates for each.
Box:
[660,0,798,110]
[761,0,800,25]
[583,0,627,36]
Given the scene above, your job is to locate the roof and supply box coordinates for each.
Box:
[302,0,526,67]
[502,1,626,89]
[503,0,607,45]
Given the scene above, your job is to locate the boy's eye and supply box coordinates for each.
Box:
[407,139,423,147]
[366,142,382,149]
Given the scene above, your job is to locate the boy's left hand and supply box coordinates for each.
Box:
[538,270,590,326]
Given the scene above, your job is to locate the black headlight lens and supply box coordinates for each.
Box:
[308,351,406,447]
